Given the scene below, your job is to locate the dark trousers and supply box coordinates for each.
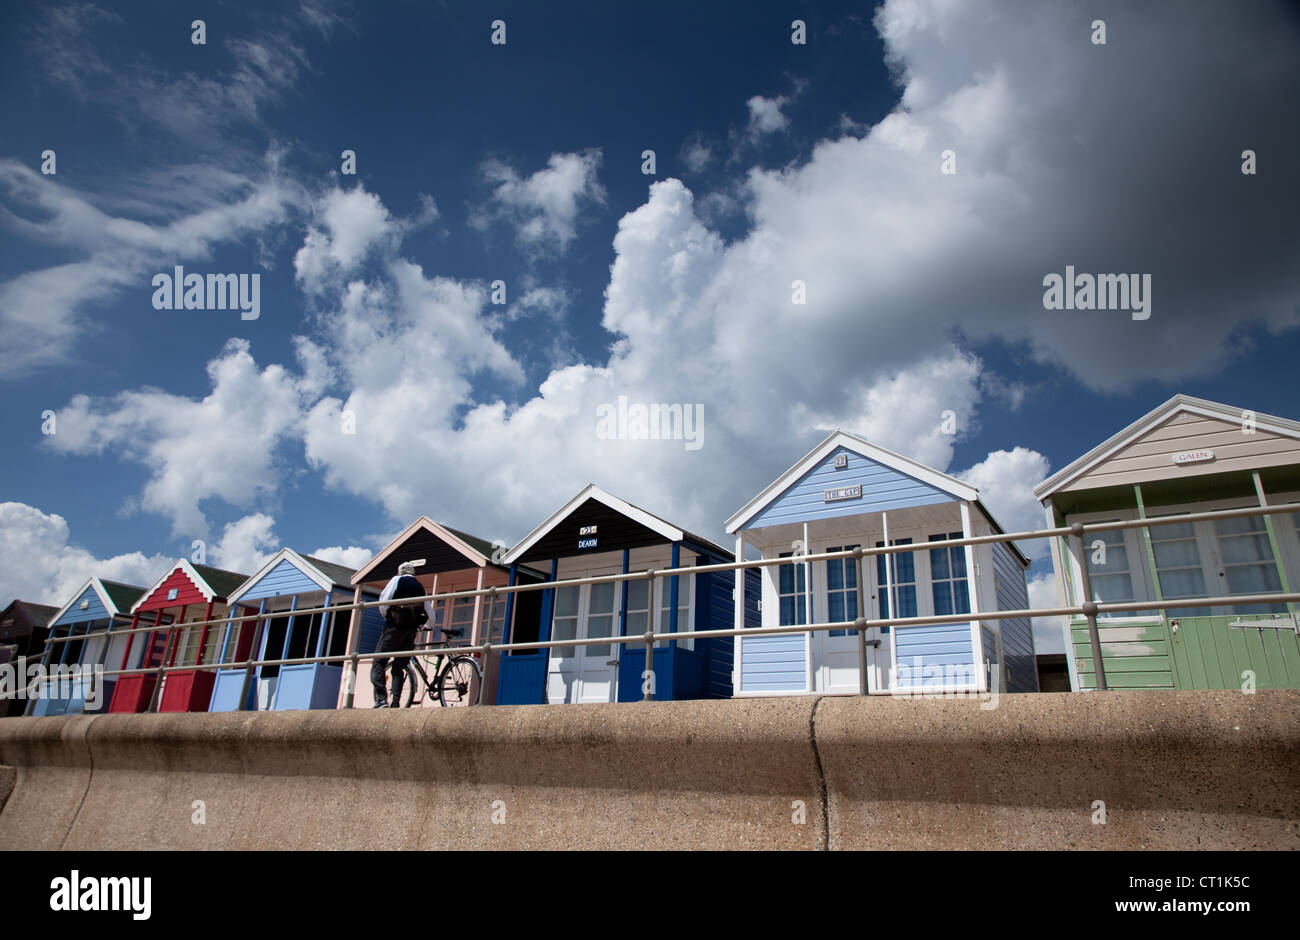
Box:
[371,624,416,706]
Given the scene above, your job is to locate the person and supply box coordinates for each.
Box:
[372,561,434,708]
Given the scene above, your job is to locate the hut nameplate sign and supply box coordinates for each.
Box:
[1171,449,1215,465]
[824,485,862,503]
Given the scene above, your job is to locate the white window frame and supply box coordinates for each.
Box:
[1066,496,1300,621]
[1063,508,1159,621]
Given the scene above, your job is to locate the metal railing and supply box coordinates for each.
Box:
[23,502,1300,709]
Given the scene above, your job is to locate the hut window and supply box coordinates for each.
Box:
[875,539,917,623]
[826,546,860,636]
[1080,524,1135,614]
[626,577,693,649]
[551,586,580,658]
[447,597,475,646]
[1213,515,1286,615]
[1149,518,1212,617]
[777,552,808,626]
[658,573,692,650]
[929,534,970,618]
[585,582,617,660]
[483,594,507,644]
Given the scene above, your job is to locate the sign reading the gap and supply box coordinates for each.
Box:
[1171,449,1215,465]
[823,485,862,503]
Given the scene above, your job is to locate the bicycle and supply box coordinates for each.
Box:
[401,626,482,707]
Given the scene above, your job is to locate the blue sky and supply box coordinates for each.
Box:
[2,1,1299,654]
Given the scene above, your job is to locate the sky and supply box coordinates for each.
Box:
[2,0,1298,656]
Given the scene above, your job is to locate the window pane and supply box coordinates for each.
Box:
[929,546,950,580]
[933,583,953,616]
[1152,539,1201,569]
[626,580,648,610]
[587,613,613,658]
[553,586,579,618]
[953,580,970,615]
[590,582,616,614]
[1157,567,1207,599]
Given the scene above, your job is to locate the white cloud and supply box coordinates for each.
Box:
[478,150,606,253]
[16,0,1300,575]
[1028,570,1066,655]
[31,5,308,140]
[957,447,1052,556]
[209,513,279,575]
[309,545,374,570]
[295,184,436,296]
[680,136,713,172]
[746,94,790,138]
[0,156,299,378]
[0,503,171,608]
[45,339,323,537]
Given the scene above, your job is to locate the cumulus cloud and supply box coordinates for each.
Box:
[476,150,606,253]
[746,94,791,138]
[0,502,171,608]
[1028,570,1066,655]
[308,545,374,570]
[957,447,1053,556]
[14,0,1300,572]
[208,513,279,575]
[294,184,436,295]
[45,339,324,537]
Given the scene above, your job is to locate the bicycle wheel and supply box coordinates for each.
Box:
[401,659,423,708]
[436,656,482,707]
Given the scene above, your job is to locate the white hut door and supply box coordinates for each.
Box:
[814,543,866,693]
[546,581,619,704]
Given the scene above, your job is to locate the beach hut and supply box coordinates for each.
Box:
[1034,394,1300,690]
[26,579,143,716]
[106,560,247,713]
[497,484,757,705]
[346,517,541,708]
[1,600,58,717]
[725,430,1037,696]
[209,550,361,711]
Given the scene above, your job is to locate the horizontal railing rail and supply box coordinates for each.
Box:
[23,502,1300,706]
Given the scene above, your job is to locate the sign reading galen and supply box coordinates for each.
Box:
[1171,449,1215,465]
[823,485,862,502]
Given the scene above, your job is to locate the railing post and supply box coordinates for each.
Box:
[1072,522,1108,691]
[479,587,497,707]
[237,600,269,711]
[854,548,868,696]
[644,571,656,702]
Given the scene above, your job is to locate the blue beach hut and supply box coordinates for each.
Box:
[496,484,759,705]
[724,430,1038,696]
[209,549,361,711]
[27,579,144,716]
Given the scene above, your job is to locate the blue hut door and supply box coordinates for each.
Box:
[547,579,619,703]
